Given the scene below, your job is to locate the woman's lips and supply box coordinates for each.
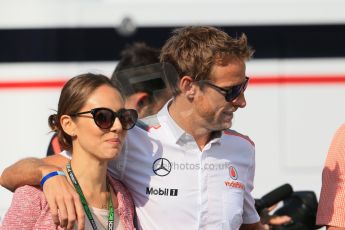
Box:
[106,138,121,145]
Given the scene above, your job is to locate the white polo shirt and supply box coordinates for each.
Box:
[108,101,260,230]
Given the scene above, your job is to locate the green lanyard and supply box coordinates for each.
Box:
[66,163,114,230]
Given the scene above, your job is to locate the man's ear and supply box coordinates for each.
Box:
[134,92,150,110]
[60,115,76,137]
[124,92,151,118]
[132,92,150,117]
[179,76,195,99]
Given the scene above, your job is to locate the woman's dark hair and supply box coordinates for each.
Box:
[48,73,121,151]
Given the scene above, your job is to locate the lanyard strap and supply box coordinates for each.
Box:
[66,162,114,230]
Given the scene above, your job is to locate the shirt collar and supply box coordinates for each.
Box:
[157,99,222,146]
[157,99,185,143]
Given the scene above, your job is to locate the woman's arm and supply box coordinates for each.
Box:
[1,154,85,230]
[2,186,45,228]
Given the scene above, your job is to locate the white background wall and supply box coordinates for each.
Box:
[0,0,345,29]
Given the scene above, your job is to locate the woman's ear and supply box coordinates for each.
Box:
[60,115,77,137]
[179,76,195,99]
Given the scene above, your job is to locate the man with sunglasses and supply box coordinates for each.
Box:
[198,77,249,102]
[1,26,265,229]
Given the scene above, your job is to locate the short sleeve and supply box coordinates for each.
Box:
[316,124,345,227]
[242,147,260,224]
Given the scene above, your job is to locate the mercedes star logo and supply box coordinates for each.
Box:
[152,158,172,176]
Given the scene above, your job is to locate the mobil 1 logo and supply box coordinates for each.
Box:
[146,187,179,196]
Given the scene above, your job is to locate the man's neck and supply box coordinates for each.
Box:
[169,98,212,150]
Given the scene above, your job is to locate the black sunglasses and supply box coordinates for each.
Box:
[199,77,249,102]
[70,108,138,130]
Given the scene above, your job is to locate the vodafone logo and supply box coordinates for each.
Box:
[225,166,244,190]
[229,166,238,180]
[224,181,245,190]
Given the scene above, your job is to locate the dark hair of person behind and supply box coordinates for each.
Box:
[113,42,160,72]
[110,43,165,99]
[48,73,121,151]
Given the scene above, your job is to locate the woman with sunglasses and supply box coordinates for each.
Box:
[1,73,138,229]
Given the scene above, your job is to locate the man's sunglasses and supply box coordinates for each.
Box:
[70,108,138,130]
[199,77,249,102]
